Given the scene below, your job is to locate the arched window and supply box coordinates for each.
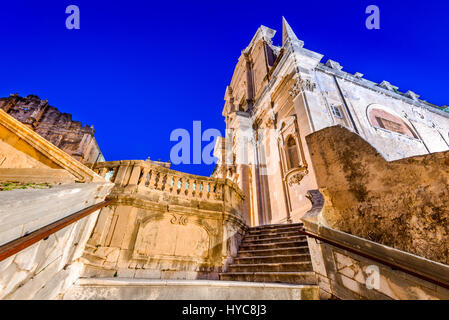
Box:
[368,107,418,139]
[286,136,300,170]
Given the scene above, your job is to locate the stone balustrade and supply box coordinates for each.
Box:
[93,160,244,208]
[82,160,247,280]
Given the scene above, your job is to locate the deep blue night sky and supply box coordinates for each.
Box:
[0,1,448,176]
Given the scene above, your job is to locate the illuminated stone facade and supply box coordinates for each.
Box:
[214,18,449,226]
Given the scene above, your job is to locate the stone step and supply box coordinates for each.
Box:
[233,253,311,265]
[240,239,308,250]
[219,272,317,285]
[237,246,309,257]
[62,278,319,300]
[242,235,307,245]
[228,262,313,273]
[242,235,306,245]
[244,230,301,240]
[248,225,302,234]
[249,223,303,231]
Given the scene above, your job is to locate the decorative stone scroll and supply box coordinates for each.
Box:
[288,78,317,98]
[286,166,309,187]
[170,213,188,225]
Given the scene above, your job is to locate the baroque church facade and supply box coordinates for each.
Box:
[213,18,449,227]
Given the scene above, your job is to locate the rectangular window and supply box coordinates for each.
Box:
[331,105,343,119]
[375,116,405,134]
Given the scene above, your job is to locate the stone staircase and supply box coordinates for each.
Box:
[219,223,317,285]
[61,222,320,300]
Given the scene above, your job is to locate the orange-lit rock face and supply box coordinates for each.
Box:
[306,125,449,265]
[0,95,103,164]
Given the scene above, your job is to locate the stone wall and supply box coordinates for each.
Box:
[81,160,247,280]
[305,125,449,265]
[300,126,449,299]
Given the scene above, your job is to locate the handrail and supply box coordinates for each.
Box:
[0,199,113,262]
[298,228,449,290]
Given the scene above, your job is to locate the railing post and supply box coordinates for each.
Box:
[114,163,132,186]
[128,164,142,185]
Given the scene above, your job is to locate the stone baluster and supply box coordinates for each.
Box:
[109,165,119,183]
[148,169,158,189]
[185,178,193,196]
[205,182,211,199]
[155,172,165,190]
[159,174,168,191]
[171,175,178,194]
[191,180,197,197]
[196,180,204,198]
[138,167,150,186]
[177,177,183,194]
[214,183,222,200]
[168,174,175,192]
[98,167,109,177]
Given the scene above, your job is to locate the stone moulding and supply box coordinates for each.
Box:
[0,110,102,183]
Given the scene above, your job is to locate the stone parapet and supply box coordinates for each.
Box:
[81,160,247,280]
[301,125,449,300]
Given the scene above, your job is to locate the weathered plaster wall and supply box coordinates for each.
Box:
[306,125,449,265]
[311,68,449,161]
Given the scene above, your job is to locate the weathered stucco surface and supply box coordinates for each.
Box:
[306,125,449,265]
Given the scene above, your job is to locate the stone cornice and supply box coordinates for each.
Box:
[316,64,449,119]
